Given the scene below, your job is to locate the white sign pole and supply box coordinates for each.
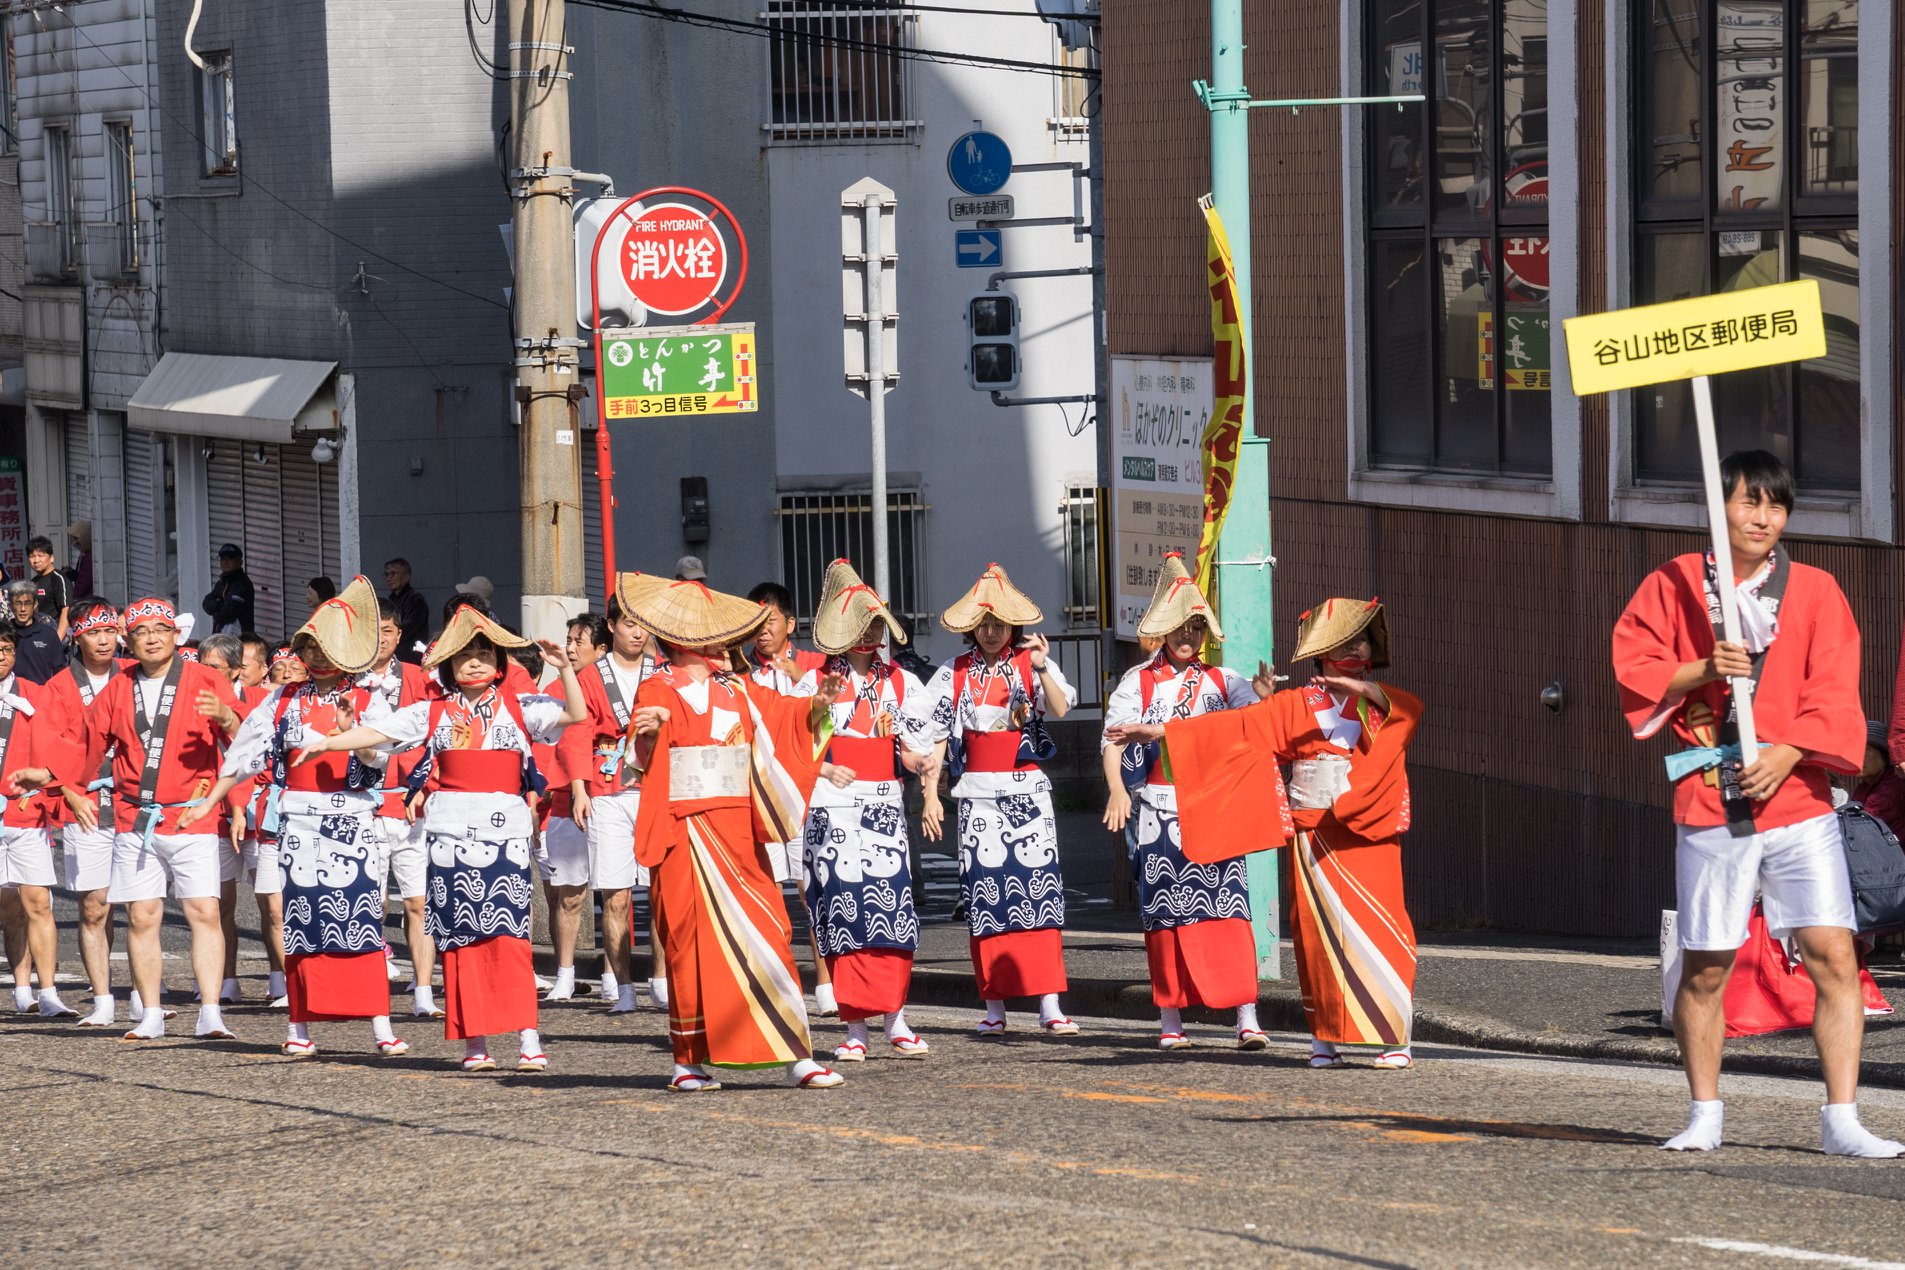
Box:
[1690,373,1759,763]
[863,191,891,602]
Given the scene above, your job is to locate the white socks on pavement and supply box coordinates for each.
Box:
[547,967,576,1000]
[1662,1099,1725,1151]
[884,1009,914,1041]
[219,977,241,1004]
[1037,994,1068,1026]
[287,1022,312,1046]
[1159,1006,1185,1035]
[413,985,437,1016]
[814,982,837,1016]
[372,1015,398,1044]
[195,1004,232,1038]
[1237,1003,1261,1033]
[126,1007,165,1040]
[268,970,287,999]
[1821,1103,1905,1158]
[983,999,1007,1025]
[600,970,619,1003]
[520,1028,543,1057]
[844,1019,871,1050]
[650,978,670,1011]
[466,1036,490,1060]
[13,985,32,1013]
[38,988,76,1018]
[612,984,637,1014]
[80,995,115,1027]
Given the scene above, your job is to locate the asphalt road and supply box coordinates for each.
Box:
[8,997,1905,1268]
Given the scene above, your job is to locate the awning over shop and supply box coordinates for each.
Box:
[126,352,338,444]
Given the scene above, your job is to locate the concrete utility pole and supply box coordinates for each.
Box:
[841,177,899,599]
[508,0,587,642]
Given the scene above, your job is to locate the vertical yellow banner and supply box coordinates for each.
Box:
[1196,203,1247,614]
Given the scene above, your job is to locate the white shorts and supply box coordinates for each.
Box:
[219,835,246,884]
[109,831,222,903]
[541,816,590,888]
[62,824,115,892]
[0,827,56,889]
[244,837,284,896]
[381,817,428,900]
[1676,811,1858,950]
[587,791,649,890]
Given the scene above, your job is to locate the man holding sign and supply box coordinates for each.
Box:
[1579,282,1898,1158]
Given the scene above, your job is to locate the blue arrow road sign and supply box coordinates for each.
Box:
[947,130,1012,196]
[955,229,1002,268]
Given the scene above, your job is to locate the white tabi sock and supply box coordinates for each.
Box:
[673,1062,712,1082]
[287,1022,311,1045]
[414,984,437,1013]
[520,1027,543,1057]
[552,966,575,994]
[788,1058,829,1083]
[38,987,72,1013]
[814,982,837,1015]
[195,1004,229,1037]
[1237,1003,1261,1033]
[371,1015,397,1044]
[599,970,619,1001]
[128,988,145,1016]
[612,983,637,1013]
[128,1006,165,1040]
[1822,1103,1905,1158]
[1037,993,1066,1025]
[268,970,286,997]
[884,1008,913,1040]
[650,977,670,1011]
[1662,1099,1724,1151]
[12,985,32,1012]
[844,1019,871,1049]
[983,998,1007,1024]
[219,977,241,1002]
[466,1036,490,1060]
[1159,1006,1184,1035]
[81,995,115,1027]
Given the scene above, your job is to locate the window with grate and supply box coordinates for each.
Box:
[1632,0,1859,494]
[1059,483,1103,628]
[1364,0,1552,477]
[44,124,75,273]
[1052,40,1092,137]
[197,52,236,176]
[105,122,137,277]
[774,489,930,639]
[764,2,920,143]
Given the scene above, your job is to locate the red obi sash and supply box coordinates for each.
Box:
[287,752,352,794]
[436,749,522,794]
[963,730,1035,774]
[828,735,897,782]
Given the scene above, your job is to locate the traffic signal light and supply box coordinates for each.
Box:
[965,292,1020,392]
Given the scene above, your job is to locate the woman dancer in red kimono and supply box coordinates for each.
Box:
[1166,597,1422,1068]
[618,572,848,1092]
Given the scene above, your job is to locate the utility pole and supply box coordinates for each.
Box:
[508,0,587,643]
[841,178,899,598]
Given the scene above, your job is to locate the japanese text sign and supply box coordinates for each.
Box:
[1111,357,1213,638]
[599,323,759,419]
[1562,279,1825,395]
[0,457,25,578]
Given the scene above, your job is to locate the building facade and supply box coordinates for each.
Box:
[1103,0,1886,936]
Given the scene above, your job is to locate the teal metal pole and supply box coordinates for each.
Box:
[1209,0,1280,981]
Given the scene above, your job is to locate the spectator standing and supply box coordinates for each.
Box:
[27,536,70,637]
[383,558,428,663]
[305,576,338,618]
[202,544,254,636]
[5,580,63,683]
[67,521,93,598]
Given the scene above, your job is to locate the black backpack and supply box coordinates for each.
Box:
[1838,803,1905,936]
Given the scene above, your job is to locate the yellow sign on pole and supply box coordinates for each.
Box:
[1561,279,1826,395]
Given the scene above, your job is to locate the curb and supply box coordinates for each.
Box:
[530,946,1905,1090]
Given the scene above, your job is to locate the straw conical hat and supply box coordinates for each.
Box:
[1291,596,1390,669]
[614,572,768,648]
[294,574,382,675]
[939,563,1043,634]
[1135,552,1224,643]
[424,603,533,669]
[811,559,908,655]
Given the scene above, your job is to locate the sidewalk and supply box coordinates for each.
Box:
[524,807,1905,1089]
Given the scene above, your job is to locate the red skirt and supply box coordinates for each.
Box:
[969,929,1067,1000]
[1145,918,1257,1010]
[826,948,913,1021]
[441,936,538,1040]
[285,951,391,1023]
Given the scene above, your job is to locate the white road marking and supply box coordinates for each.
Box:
[1674,1238,1905,1269]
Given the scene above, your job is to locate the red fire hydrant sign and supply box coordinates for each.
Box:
[620,202,730,316]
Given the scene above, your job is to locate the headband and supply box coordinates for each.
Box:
[72,607,120,636]
[272,647,298,666]
[123,597,178,630]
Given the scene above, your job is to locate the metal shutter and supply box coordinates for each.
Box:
[279,444,328,612]
[240,447,285,640]
[63,413,91,524]
[581,425,604,608]
[205,441,245,564]
[123,429,157,600]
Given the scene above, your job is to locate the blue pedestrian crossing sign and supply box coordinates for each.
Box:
[955,229,1002,268]
[947,131,1012,196]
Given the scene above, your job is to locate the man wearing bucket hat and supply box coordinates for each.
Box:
[617,572,849,1091]
[795,560,932,1062]
[899,564,1082,1038]
[61,597,245,1042]
[1164,594,1423,1071]
[186,577,411,1059]
[298,606,587,1072]
[1101,553,1277,1051]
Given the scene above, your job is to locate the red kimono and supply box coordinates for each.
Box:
[633,666,824,1069]
[1613,552,1863,829]
[85,661,241,836]
[1166,685,1421,1048]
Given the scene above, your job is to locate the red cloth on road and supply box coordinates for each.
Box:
[441,935,537,1039]
[969,928,1067,999]
[827,948,913,1021]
